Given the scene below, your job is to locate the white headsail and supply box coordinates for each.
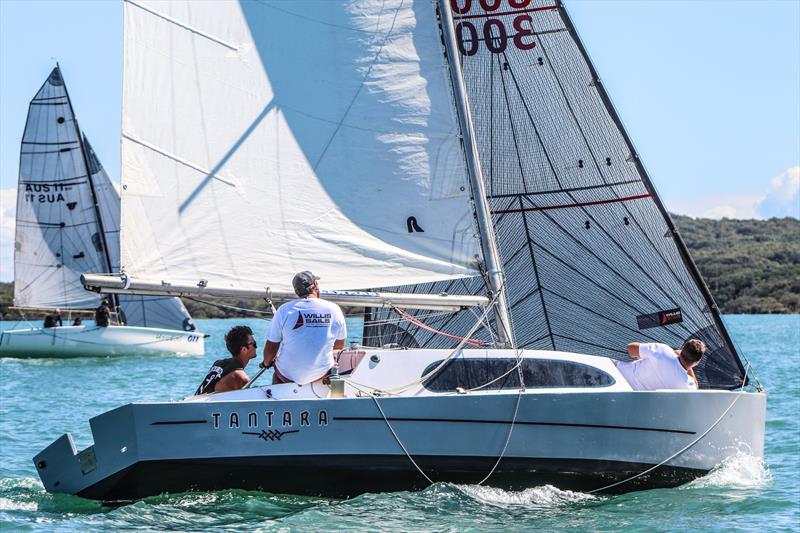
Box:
[121,0,481,292]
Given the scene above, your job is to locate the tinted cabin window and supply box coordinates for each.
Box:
[422,358,615,392]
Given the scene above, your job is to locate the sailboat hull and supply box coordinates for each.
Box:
[0,325,204,358]
[34,390,765,500]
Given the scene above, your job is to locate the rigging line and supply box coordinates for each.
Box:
[453,4,559,20]
[478,386,523,485]
[347,289,502,395]
[515,196,556,349]
[312,0,402,171]
[587,392,744,493]
[492,193,652,213]
[392,306,486,347]
[183,296,273,318]
[500,54,686,314]
[370,395,434,485]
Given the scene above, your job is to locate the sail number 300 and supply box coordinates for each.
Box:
[451,0,538,56]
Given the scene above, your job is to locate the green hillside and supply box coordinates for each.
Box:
[1,216,797,319]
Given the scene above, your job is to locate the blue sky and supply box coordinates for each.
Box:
[1,0,798,281]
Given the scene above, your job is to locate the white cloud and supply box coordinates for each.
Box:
[0,188,16,282]
[668,192,762,219]
[668,167,800,220]
[756,167,800,219]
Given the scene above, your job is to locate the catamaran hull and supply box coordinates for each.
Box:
[0,325,204,358]
[34,390,765,500]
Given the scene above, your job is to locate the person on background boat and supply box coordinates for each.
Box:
[94,300,111,327]
[261,271,347,385]
[616,339,705,390]
[43,309,62,328]
[72,317,82,326]
[195,325,257,394]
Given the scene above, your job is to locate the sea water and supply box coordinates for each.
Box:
[0,315,797,531]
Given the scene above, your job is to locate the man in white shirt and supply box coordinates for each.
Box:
[616,339,706,391]
[260,271,347,385]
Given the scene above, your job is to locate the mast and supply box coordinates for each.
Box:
[437,0,514,347]
[555,1,745,380]
[58,64,121,317]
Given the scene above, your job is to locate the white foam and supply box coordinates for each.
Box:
[455,483,595,508]
[684,453,771,489]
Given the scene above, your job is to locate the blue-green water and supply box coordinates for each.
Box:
[0,315,797,531]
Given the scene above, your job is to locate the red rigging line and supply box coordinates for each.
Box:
[452,5,559,20]
[394,307,487,347]
[491,193,653,215]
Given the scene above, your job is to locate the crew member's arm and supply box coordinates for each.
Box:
[332,306,347,359]
[262,341,280,369]
[686,366,699,389]
[626,342,641,359]
[215,370,250,392]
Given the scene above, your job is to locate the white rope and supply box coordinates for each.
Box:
[587,392,744,494]
[371,394,434,485]
[477,386,524,485]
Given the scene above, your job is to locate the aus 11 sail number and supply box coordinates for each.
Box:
[451,0,543,56]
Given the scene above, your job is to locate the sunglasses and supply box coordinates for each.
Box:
[246,341,258,348]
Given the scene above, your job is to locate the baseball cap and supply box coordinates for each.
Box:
[292,271,320,294]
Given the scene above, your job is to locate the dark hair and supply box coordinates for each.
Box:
[681,339,706,363]
[225,325,254,356]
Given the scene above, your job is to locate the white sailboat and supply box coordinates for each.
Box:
[0,66,204,358]
[34,0,764,499]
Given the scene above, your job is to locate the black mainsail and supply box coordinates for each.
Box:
[366,0,746,390]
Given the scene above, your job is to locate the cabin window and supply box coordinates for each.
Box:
[421,358,615,392]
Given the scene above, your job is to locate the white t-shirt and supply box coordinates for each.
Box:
[268,297,347,385]
[616,343,696,391]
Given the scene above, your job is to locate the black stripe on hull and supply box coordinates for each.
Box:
[77,455,707,502]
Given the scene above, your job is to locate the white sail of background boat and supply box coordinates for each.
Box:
[0,66,204,358]
[35,0,764,500]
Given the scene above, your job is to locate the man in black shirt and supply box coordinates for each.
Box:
[196,325,258,395]
[95,300,111,327]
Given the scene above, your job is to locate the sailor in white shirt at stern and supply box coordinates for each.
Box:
[261,271,347,385]
[616,339,706,391]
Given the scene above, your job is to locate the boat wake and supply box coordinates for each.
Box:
[684,452,771,489]
[452,483,596,508]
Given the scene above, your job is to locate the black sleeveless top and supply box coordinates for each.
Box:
[195,357,244,395]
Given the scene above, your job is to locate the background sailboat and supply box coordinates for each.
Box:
[0,66,203,358]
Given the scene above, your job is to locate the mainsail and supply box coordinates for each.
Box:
[14,66,194,330]
[120,0,481,291]
[367,0,746,389]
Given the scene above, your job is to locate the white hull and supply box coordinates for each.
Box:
[33,349,765,499]
[0,325,204,358]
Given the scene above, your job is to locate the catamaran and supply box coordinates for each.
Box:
[0,67,204,358]
[34,0,764,499]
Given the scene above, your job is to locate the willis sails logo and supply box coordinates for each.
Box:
[293,312,332,330]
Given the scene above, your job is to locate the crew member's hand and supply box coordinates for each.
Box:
[259,360,270,369]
